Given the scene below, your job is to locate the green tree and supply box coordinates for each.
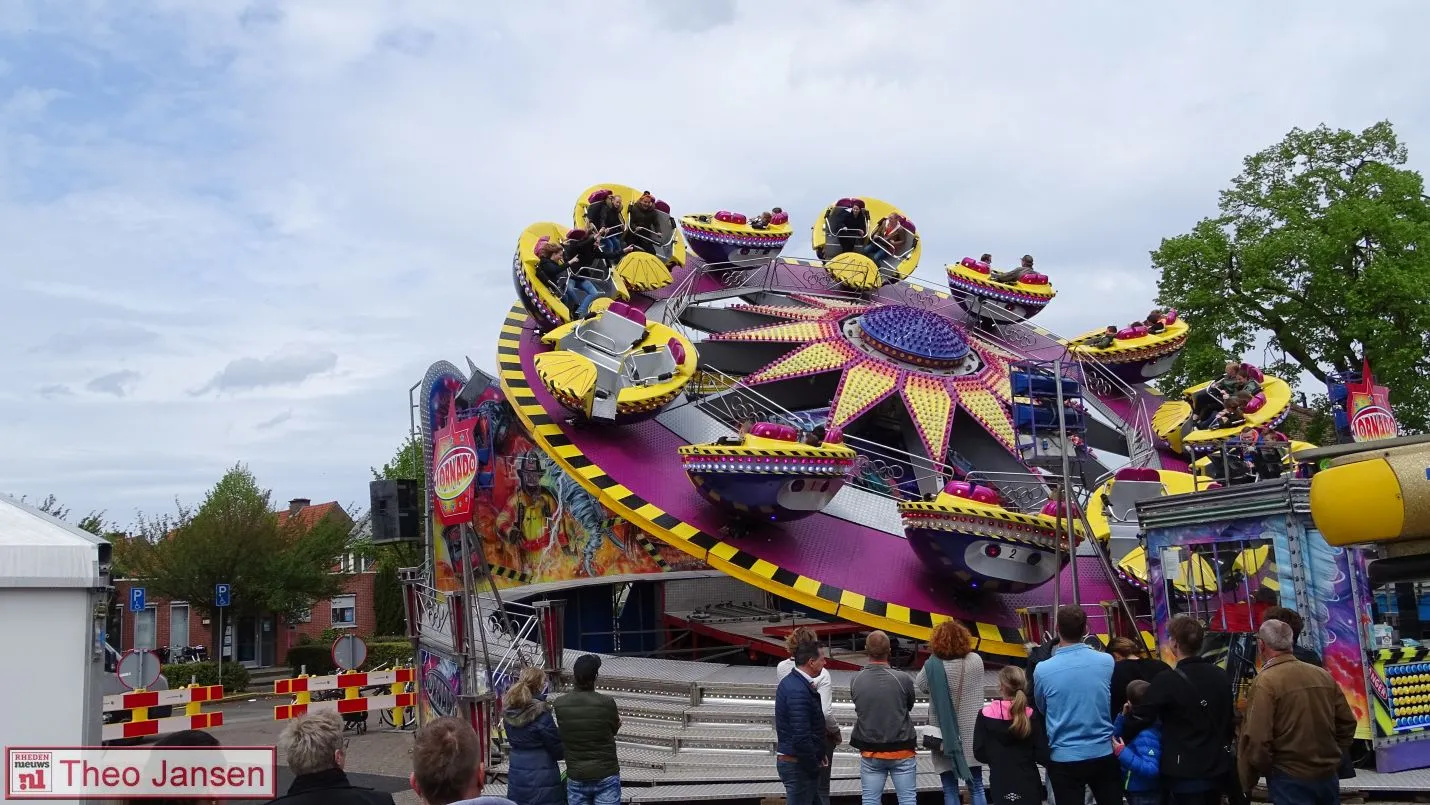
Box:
[1152,121,1430,433]
[116,464,352,650]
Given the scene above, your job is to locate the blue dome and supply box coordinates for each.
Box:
[857,305,970,368]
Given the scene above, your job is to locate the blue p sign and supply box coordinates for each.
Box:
[215,584,231,608]
[129,587,146,612]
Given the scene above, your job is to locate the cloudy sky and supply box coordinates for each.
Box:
[3,1,1428,528]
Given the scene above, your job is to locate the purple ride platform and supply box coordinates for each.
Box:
[513,255,1176,653]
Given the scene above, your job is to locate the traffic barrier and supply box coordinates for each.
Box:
[273,667,416,726]
[102,683,225,741]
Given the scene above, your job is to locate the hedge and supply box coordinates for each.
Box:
[160,661,250,694]
[286,641,414,677]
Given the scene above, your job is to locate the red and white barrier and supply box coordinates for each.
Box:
[102,684,226,741]
[274,691,416,721]
[274,668,413,695]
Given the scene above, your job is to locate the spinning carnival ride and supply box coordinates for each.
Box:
[469,184,1309,657]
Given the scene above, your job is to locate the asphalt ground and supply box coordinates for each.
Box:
[154,696,421,803]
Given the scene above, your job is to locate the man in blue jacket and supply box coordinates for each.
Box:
[775,641,830,805]
[1033,605,1122,804]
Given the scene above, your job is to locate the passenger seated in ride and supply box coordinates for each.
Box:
[1085,325,1119,349]
[625,191,663,254]
[1202,392,1251,430]
[800,424,827,446]
[1189,362,1241,421]
[586,191,627,255]
[829,199,869,253]
[538,241,604,319]
[990,254,1036,284]
[860,215,911,267]
[1144,309,1167,334]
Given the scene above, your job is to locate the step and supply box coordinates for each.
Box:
[623,773,948,801]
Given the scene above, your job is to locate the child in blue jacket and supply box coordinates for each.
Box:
[1112,679,1161,805]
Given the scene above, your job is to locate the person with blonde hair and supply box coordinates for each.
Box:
[410,717,516,805]
[266,711,394,805]
[915,621,986,805]
[502,666,566,805]
[973,666,1044,804]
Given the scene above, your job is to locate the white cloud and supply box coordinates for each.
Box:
[2,0,1429,523]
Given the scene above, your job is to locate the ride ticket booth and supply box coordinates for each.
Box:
[0,495,113,761]
[1134,479,1383,766]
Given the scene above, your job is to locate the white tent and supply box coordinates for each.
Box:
[0,494,110,763]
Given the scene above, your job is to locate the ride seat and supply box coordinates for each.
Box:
[626,348,677,385]
[1245,392,1269,413]
[1114,467,1161,482]
[533,235,550,257]
[750,422,781,438]
[770,211,789,225]
[589,189,612,203]
[1118,325,1149,340]
[959,257,991,274]
[1040,499,1081,518]
[1021,272,1050,286]
[655,200,671,213]
[667,337,686,366]
[823,426,844,443]
[1242,364,1265,382]
[1164,309,1179,324]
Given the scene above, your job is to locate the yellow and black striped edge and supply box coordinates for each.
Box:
[496,303,1028,657]
[489,565,533,584]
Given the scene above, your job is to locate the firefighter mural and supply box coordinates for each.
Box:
[423,360,707,594]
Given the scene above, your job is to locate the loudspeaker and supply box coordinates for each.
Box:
[370,479,421,544]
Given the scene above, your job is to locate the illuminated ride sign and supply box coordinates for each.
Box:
[431,396,479,526]
[1344,359,1399,443]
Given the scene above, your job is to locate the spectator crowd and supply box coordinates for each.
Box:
[143,600,1357,805]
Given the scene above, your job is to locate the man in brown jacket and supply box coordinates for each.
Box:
[1237,619,1357,804]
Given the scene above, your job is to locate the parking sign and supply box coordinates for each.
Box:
[216,584,231,608]
[129,587,145,612]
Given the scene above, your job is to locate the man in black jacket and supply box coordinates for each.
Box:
[1124,615,1240,805]
[266,711,395,805]
[775,641,829,805]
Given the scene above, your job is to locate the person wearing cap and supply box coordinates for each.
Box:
[990,255,1036,285]
[552,655,621,805]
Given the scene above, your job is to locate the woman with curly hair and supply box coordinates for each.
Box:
[916,621,987,805]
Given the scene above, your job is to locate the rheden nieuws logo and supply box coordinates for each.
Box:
[5,747,276,800]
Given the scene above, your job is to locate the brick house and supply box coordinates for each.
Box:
[111,499,379,668]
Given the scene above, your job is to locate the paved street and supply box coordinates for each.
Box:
[202,697,420,803]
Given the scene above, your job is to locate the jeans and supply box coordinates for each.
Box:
[1267,771,1339,805]
[1046,754,1122,805]
[940,767,987,805]
[777,758,820,805]
[860,242,890,264]
[566,773,620,805]
[860,755,917,805]
[601,233,623,256]
[817,757,831,805]
[563,277,602,317]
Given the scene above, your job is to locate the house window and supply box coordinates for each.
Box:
[331,595,356,627]
[295,608,312,623]
[170,603,190,650]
